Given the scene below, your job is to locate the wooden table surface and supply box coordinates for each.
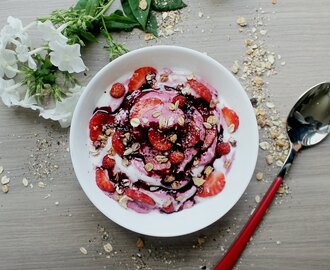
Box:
[1,0,330,269]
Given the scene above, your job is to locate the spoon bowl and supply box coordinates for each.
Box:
[215,82,330,270]
[287,82,330,147]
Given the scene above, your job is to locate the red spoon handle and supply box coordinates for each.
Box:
[214,176,283,270]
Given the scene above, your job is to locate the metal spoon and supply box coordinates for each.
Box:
[214,82,330,270]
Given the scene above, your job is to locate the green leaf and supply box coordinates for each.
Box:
[75,29,99,42]
[128,0,151,30]
[151,0,186,11]
[103,12,140,31]
[74,0,90,10]
[145,11,158,36]
[121,0,136,20]
[85,0,100,15]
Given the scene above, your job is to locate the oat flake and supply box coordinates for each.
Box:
[236,16,248,27]
[80,247,88,255]
[38,181,46,188]
[22,178,29,187]
[1,175,10,185]
[2,184,9,193]
[103,243,113,253]
[256,172,263,181]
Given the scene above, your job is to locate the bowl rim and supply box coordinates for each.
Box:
[70,45,259,237]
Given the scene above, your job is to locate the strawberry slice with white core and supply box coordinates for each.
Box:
[187,79,212,103]
[96,168,115,193]
[222,107,239,132]
[128,67,157,93]
[197,172,225,197]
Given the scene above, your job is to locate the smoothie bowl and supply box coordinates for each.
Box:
[70,46,258,237]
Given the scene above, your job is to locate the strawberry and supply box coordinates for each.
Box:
[95,168,115,193]
[197,172,225,197]
[130,97,163,120]
[169,151,185,165]
[183,122,201,147]
[202,127,217,150]
[172,95,187,108]
[125,189,156,206]
[102,155,116,169]
[216,142,231,156]
[112,130,125,156]
[222,107,239,132]
[128,66,157,93]
[162,202,175,213]
[110,82,126,98]
[187,79,212,103]
[89,111,110,141]
[147,129,173,151]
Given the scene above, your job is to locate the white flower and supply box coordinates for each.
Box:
[0,48,18,78]
[14,95,44,111]
[0,16,30,46]
[15,44,37,70]
[37,20,68,45]
[49,41,86,73]
[0,78,19,106]
[40,85,84,128]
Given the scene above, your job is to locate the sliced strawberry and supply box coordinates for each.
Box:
[130,97,163,120]
[96,168,115,193]
[169,151,185,165]
[202,127,217,150]
[112,130,125,156]
[182,122,201,147]
[222,107,239,132]
[172,95,187,108]
[110,82,126,98]
[197,172,225,197]
[128,66,157,93]
[89,111,110,141]
[102,155,116,169]
[216,142,231,156]
[162,201,175,213]
[187,79,212,103]
[125,189,156,206]
[148,129,173,151]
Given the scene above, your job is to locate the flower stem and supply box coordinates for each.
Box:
[6,66,22,74]
[23,21,36,31]
[95,0,115,19]
[6,82,23,92]
[29,47,48,55]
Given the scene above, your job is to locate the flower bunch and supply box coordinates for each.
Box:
[0,16,86,127]
[0,0,187,128]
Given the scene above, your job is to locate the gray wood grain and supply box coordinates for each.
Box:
[1,0,330,269]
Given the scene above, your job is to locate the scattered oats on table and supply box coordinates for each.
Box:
[103,243,113,253]
[80,247,88,255]
[256,172,263,181]
[1,175,10,185]
[136,237,145,249]
[236,16,248,27]
[2,184,9,193]
[22,177,29,187]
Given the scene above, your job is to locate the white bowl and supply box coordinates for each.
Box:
[70,45,258,237]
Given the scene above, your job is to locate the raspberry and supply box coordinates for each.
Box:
[110,82,126,98]
[169,151,185,165]
[216,142,231,156]
[102,155,115,169]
